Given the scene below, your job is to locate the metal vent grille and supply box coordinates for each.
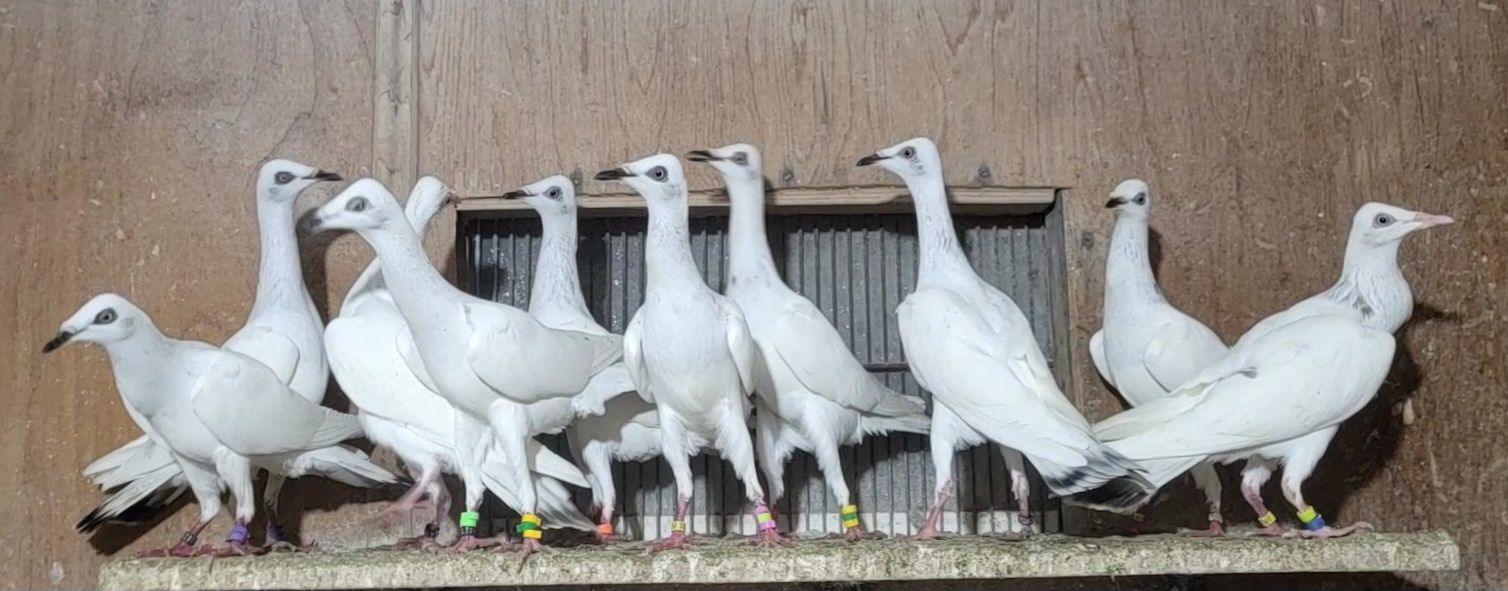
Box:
[458,204,1070,538]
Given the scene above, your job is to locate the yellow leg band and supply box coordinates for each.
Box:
[520,513,542,527]
[521,528,542,540]
[1295,506,1318,523]
[1258,511,1277,527]
[670,520,686,533]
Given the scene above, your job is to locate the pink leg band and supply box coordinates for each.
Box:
[754,504,777,532]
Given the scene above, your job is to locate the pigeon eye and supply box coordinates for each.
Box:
[347,196,369,213]
[648,166,668,182]
[274,171,295,185]
[1373,213,1394,227]
[545,187,562,199]
[900,147,916,159]
[94,308,117,325]
[1134,192,1147,205]
[731,152,749,166]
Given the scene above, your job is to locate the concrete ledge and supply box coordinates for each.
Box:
[99,531,1460,590]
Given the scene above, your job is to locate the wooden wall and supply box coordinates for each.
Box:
[2,1,1503,589]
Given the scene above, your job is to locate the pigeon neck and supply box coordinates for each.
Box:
[644,197,703,288]
[1105,214,1165,305]
[359,222,458,317]
[529,214,591,321]
[1324,238,1412,332]
[726,178,781,286]
[906,176,971,284]
[341,205,441,313]
[250,198,310,316]
[103,323,173,385]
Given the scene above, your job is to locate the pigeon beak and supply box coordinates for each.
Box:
[307,170,343,182]
[499,189,530,200]
[298,213,326,235]
[685,150,720,163]
[443,190,460,206]
[42,330,76,354]
[1412,212,1455,228]
[594,168,635,181]
[856,153,889,167]
[1105,197,1128,209]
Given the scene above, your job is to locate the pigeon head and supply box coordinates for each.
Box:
[405,176,456,227]
[687,143,763,185]
[501,174,577,218]
[303,178,404,236]
[43,293,147,353]
[256,159,342,205]
[857,137,942,182]
[594,154,687,206]
[1350,202,1454,247]
[1105,179,1151,217]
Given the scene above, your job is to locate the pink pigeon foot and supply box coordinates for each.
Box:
[449,534,505,552]
[136,542,212,558]
[206,542,263,557]
[648,531,692,553]
[1180,518,1226,538]
[1299,521,1373,539]
[745,528,793,548]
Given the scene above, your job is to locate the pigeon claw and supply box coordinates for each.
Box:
[1179,519,1226,538]
[745,529,793,548]
[1298,521,1373,539]
[449,534,505,552]
[136,542,213,558]
[647,531,692,553]
[207,542,263,558]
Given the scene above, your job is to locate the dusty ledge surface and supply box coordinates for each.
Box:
[99,530,1460,590]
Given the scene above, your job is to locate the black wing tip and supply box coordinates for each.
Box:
[1068,475,1153,513]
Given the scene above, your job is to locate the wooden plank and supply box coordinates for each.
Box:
[458,186,1056,217]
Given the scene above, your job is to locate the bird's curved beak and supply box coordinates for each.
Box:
[686,150,720,163]
[594,168,634,181]
[298,212,327,235]
[306,170,343,182]
[42,330,76,354]
[1105,197,1128,209]
[500,189,530,200]
[443,190,460,206]
[856,153,889,167]
[1412,212,1455,228]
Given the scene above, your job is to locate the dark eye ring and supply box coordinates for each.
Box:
[274,171,295,185]
[95,308,117,325]
[347,196,369,212]
[545,187,562,199]
[900,147,916,159]
[731,152,748,165]
[649,166,668,181]
[1374,213,1394,227]
[1134,192,1147,205]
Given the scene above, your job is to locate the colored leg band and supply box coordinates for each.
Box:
[755,504,777,531]
[597,522,614,535]
[459,511,480,529]
[521,529,543,539]
[841,504,860,528]
[459,526,476,537]
[516,513,542,534]
[670,520,686,533]
[1296,506,1326,531]
[180,532,199,546]
[1257,511,1277,528]
[227,522,249,544]
[423,523,440,539]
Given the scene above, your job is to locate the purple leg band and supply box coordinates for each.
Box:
[227,521,250,545]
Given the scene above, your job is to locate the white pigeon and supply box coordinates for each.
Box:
[306,178,617,553]
[1089,179,1230,535]
[688,144,930,540]
[1084,202,1452,538]
[75,160,343,541]
[595,155,783,550]
[859,138,1150,538]
[501,175,655,541]
[327,176,595,550]
[44,295,400,557]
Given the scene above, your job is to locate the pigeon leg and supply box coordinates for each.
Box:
[260,474,308,552]
[1239,461,1287,536]
[137,519,214,558]
[911,424,958,540]
[1280,449,1371,539]
[1000,448,1033,539]
[208,453,262,556]
[810,433,871,541]
[207,520,263,557]
[487,402,542,555]
[722,406,788,547]
[649,424,695,553]
[1180,463,1226,537]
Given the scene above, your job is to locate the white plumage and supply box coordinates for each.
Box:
[688,144,929,539]
[860,138,1150,538]
[1089,179,1229,534]
[595,155,782,549]
[307,178,614,552]
[44,294,399,557]
[502,175,658,541]
[1085,202,1452,537]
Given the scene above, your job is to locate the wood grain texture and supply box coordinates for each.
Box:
[0,1,383,588]
[418,2,1506,589]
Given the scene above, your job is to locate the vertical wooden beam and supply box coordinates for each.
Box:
[373,0,418,191]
